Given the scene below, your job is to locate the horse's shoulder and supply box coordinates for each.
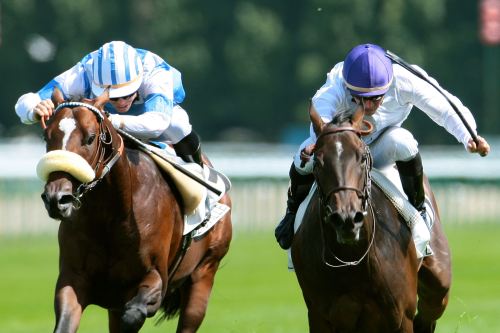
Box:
[124,147,156,167]
[370,182,407,227]
[371,182,391,204]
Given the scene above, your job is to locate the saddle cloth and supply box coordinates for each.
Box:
[147,144,231,237]
[287,165,435,270]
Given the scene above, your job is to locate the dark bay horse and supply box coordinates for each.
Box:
[291,106,451,333]
[38,89,232,333]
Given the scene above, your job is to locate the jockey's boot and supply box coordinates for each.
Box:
[173,131,204,167]
[275,163,315,250]
[396,153,432,257]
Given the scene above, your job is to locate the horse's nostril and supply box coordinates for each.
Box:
[59,194,74,205]
[331,212,343,226]
[354,211,365,223]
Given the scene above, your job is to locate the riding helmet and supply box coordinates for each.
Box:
[342,43,393,97]
[91,41,143,99]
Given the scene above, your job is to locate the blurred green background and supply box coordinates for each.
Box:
[1,0,499,144]
[1,224,500,333]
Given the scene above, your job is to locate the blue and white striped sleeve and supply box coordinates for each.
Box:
[15,61,91,124]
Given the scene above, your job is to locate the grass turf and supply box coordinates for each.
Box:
[0,223,499,332]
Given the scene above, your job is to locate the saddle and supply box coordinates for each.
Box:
[147,144,231,237]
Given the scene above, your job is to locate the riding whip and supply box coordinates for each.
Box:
[116,128,222,195]
[385,49,482,152]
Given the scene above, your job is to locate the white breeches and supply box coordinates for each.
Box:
[294,126,419,174]
[162,105,193,144]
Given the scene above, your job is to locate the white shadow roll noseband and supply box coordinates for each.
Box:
[37,150,96,183]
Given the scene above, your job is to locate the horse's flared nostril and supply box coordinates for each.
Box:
[330,211,343,226]
[41,189,76,219]
[59,194,74,205]
[353,211,365,223]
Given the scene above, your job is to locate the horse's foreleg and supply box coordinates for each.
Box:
[308,308,332,333]
[53,284,83,333]
[414,259,450,333]
[121,269,163,332]
[176,263,219,333]
[108,310,122,333]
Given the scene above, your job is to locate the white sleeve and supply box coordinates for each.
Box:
[52,64,88,100]
[109,112,170,140]
[15,92,42,124]
[312,64,347,124]
[399,66,477,149]
[15,62,88,125]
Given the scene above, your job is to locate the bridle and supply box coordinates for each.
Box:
[314,126,372,215]
[313,125,375,267]
[48,102,124,207]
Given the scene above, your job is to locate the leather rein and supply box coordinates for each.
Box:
[46,102,124,207]
[314,125,375,268]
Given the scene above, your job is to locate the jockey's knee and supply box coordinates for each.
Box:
[166,105,193,144]
[370,127,419,167]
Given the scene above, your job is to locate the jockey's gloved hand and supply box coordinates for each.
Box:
[300,144,315,168]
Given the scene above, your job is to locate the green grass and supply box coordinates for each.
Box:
[0,223,499,332]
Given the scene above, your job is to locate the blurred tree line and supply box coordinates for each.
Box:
[1,0,498,145]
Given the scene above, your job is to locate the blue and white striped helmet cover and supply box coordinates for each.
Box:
[91,41,143,98]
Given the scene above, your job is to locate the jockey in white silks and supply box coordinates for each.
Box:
[15,40,203,166]
[274,43,490,254]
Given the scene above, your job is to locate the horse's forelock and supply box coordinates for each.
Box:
[331,110,355,127]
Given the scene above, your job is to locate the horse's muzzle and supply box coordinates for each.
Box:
[41,175,78,220]
[330,211,365,244]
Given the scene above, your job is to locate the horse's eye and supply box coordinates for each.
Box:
[85,134,96,145]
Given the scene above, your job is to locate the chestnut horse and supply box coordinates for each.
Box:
[39,90,232,333]
[291,107,451,333]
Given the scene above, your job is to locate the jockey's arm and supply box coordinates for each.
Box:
[15,63,87,124]
[108,111,170,141]
[107,94,173,141]
[311,63,349,128]
[401,66,482,152]
[15,92,47,124]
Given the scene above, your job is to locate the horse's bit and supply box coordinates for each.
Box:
[314,126,376,268]
[50,102,124,206]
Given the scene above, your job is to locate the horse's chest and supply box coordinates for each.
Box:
[327,293,404,332]
[302,272,408,332]
[61,236,146,280]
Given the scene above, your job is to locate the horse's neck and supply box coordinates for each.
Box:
[79,156,132,223]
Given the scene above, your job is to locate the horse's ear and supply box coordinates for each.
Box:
[351,105,365,129]
[94,89,110,109]
[352,106,374,136]
[309,100,324,136]
[51,87,65,107]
